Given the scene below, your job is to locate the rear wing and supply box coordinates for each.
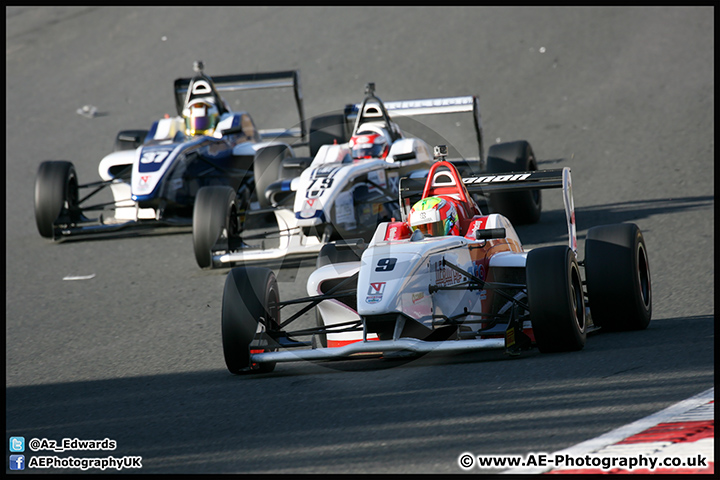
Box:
[344,94,484,165]
[399,167,578,253]
[174,70,306,142]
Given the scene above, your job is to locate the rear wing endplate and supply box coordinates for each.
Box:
[344,95,484,164]
[174,70,306,142]
[399,167,577,253]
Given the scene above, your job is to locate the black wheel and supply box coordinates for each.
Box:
[584,223,652,331]
[527,246,586,353]
[486,140,541,224]
[114,129,148,151]
[253,144,292,209]
[309,113,349,158]
[34,161,79,238]
[192,186,238,269]
[222,267,280,374]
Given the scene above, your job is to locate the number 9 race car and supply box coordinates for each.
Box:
[33,61,310,242]
[219,146,652,374]
[193,83,544,269]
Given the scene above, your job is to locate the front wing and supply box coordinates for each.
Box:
[209,208,324,266]
[51,216,192,242]
[251,337,506,364]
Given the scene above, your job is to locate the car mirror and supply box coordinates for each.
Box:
[475,228,506,240]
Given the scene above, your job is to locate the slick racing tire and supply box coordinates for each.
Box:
[34,161,79,238]
[113,129,148,152]
[486,140,541,225]
[584,223,652,331]
[254,144,292,209]
[527,246,586,353]
[222,267,280,374]
[193,186,238,269]
[309,113,350,158]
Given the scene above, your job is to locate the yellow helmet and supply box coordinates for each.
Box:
[183,98,219,136]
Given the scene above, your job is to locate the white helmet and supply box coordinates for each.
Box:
[349,124,392,159]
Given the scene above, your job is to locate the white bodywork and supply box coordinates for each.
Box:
[211,136,435,266]
[209,93,484,265]
[97,149,148,221]
[97,115,192,222]
[293,138,433,228]
[308,213,525,346]
[252,167,576,364]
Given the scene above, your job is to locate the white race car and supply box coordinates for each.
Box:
[220,146,652,374]
[194,84,542,268]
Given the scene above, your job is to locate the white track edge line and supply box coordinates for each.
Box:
[502,387,714,474]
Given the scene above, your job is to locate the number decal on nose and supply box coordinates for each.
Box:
[376,258,397,272]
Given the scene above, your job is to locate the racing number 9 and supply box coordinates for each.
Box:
[375,258,397,272]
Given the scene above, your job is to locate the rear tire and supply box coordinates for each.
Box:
[222,267,280,374]
[309,113,349,158]
[486,140,541,224]
[34,161,79,238]
[192,186,238,269]
[527,246,586,353]
[254,144,292,209]
[585,223,652,331]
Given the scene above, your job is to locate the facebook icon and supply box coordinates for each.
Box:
[9,454,25,470]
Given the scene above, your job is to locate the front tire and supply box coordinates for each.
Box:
[34,161,79,238]
[192,186,238,269]
[527,246,586,353]
[222,267,280,374]
[486,140,541,224]
[584,223,651,331]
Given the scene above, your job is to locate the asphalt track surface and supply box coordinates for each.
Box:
[5,6,714,474]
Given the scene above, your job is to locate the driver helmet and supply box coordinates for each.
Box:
[408,196,460,236]
[183,98,219,136]
[349,126,390,159]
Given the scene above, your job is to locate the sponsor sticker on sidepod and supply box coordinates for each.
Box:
[366,282,386,303]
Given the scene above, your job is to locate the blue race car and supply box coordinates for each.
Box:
[33,61,312,250]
